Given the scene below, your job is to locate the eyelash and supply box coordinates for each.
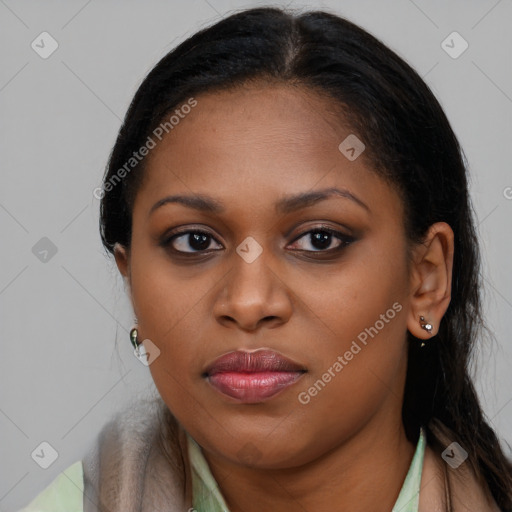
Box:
[159,225,355,258]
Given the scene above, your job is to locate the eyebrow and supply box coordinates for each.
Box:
[149,187,370,217]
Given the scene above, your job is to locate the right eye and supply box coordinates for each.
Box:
[162,229,223,254]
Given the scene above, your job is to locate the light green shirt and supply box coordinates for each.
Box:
[20,428,426,512]
[18,459,84,512]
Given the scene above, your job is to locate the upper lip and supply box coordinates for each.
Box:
[203,349,307,376]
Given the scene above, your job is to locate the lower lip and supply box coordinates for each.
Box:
[207,371,304,403]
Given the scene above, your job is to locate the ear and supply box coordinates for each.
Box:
[114,243,130,280]
[407,222,454,340]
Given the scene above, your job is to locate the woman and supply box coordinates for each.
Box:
[20,6,512,512]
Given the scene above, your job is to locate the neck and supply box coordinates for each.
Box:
[201,410,417,512]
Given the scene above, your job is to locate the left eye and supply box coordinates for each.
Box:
[288,228,353,252]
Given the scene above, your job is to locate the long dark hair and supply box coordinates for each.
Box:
[99,6,512,509]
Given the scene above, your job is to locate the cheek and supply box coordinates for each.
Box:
[287,283,409,463]
[128,235,214,344]
[137,302,209,428]
[127,246,210,390]
[287,333,408,465]
[289,236,409,426]
[298,232,409,354]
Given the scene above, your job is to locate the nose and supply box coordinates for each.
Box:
[213,248,293,332]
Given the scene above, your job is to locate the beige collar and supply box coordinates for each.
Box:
[418,422,501,512]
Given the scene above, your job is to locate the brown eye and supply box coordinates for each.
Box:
[288,227,355,253]
[163,229,223,254]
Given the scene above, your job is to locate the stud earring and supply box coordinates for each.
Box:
[419,315,433,347]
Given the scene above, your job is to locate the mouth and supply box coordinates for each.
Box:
[203,349,307,403]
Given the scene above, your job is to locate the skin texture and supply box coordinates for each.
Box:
[114,83,454,512]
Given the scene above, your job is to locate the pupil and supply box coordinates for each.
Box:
[312,231,331,249]
[190,233,210,250]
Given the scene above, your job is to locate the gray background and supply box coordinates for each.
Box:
[1,0,511,510]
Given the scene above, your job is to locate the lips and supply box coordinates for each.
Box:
[203,350,307,403]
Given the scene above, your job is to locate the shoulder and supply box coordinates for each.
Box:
[18,460,84,512]
[420,444,502,512]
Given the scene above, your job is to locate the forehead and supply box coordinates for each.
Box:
[134,83,402,223]
[151,83,348,162]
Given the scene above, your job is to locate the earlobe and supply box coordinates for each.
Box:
[113,242,130,279]
[406,222,454,340]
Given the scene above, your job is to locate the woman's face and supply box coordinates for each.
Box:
[116,83,416,468]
